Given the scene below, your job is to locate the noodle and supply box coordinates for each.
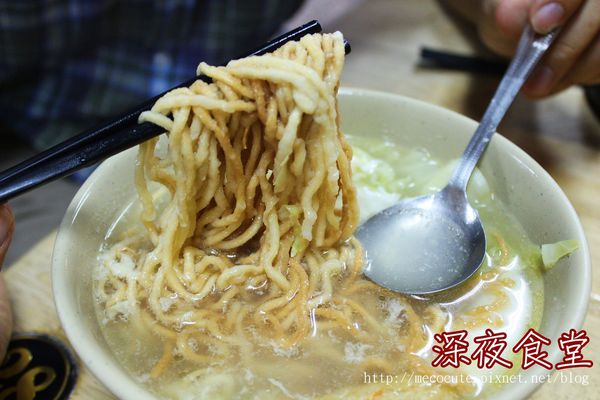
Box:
[100,31,366,362]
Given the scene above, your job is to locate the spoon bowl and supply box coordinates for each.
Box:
[358,186,486,294]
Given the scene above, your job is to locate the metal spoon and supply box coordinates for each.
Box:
[356,26,558,295]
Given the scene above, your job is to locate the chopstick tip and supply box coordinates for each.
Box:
[344,40,351,55]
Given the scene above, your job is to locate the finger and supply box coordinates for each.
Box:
[524,0,600,97]
[0,275,12,360]
[0,205,15,267]
[529,0,585,34]
[478,0,531,57]
[551,32,600,94]
[0,205,15,360]
[496,0,532,37]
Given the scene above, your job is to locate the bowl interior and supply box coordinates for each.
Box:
[52,88,591,400]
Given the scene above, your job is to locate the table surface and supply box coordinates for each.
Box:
[4,1,599,399]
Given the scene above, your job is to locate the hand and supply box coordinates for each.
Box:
[452,0,600,97]
[0,205,14,360]
[480,0,600,98]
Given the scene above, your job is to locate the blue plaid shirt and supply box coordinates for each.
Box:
[0,0,303,151]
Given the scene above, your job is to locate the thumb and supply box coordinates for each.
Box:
[0,205,15,267]
[529,0,585,34]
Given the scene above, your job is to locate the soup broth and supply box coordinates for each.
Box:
[94,135,544,400]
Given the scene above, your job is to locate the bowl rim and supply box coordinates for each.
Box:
[52,87,592,400]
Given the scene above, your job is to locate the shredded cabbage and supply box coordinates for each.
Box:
[350,136,579,275]
[351,147,406,194]
[284,205,308,257]
[541,240,579,270]
[351,141,492,202]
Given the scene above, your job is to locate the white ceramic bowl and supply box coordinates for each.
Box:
[52,88,591,400]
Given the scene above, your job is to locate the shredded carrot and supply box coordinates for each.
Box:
[370,389,385,400]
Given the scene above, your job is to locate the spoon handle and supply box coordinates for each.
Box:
[448,25,558,191]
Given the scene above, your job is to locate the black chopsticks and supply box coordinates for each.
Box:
[0,20,351,204]
[419,47,507,75]
[419,47,600,124]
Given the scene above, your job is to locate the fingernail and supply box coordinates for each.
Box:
[525,65,555,95]
[532,2,565,33]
